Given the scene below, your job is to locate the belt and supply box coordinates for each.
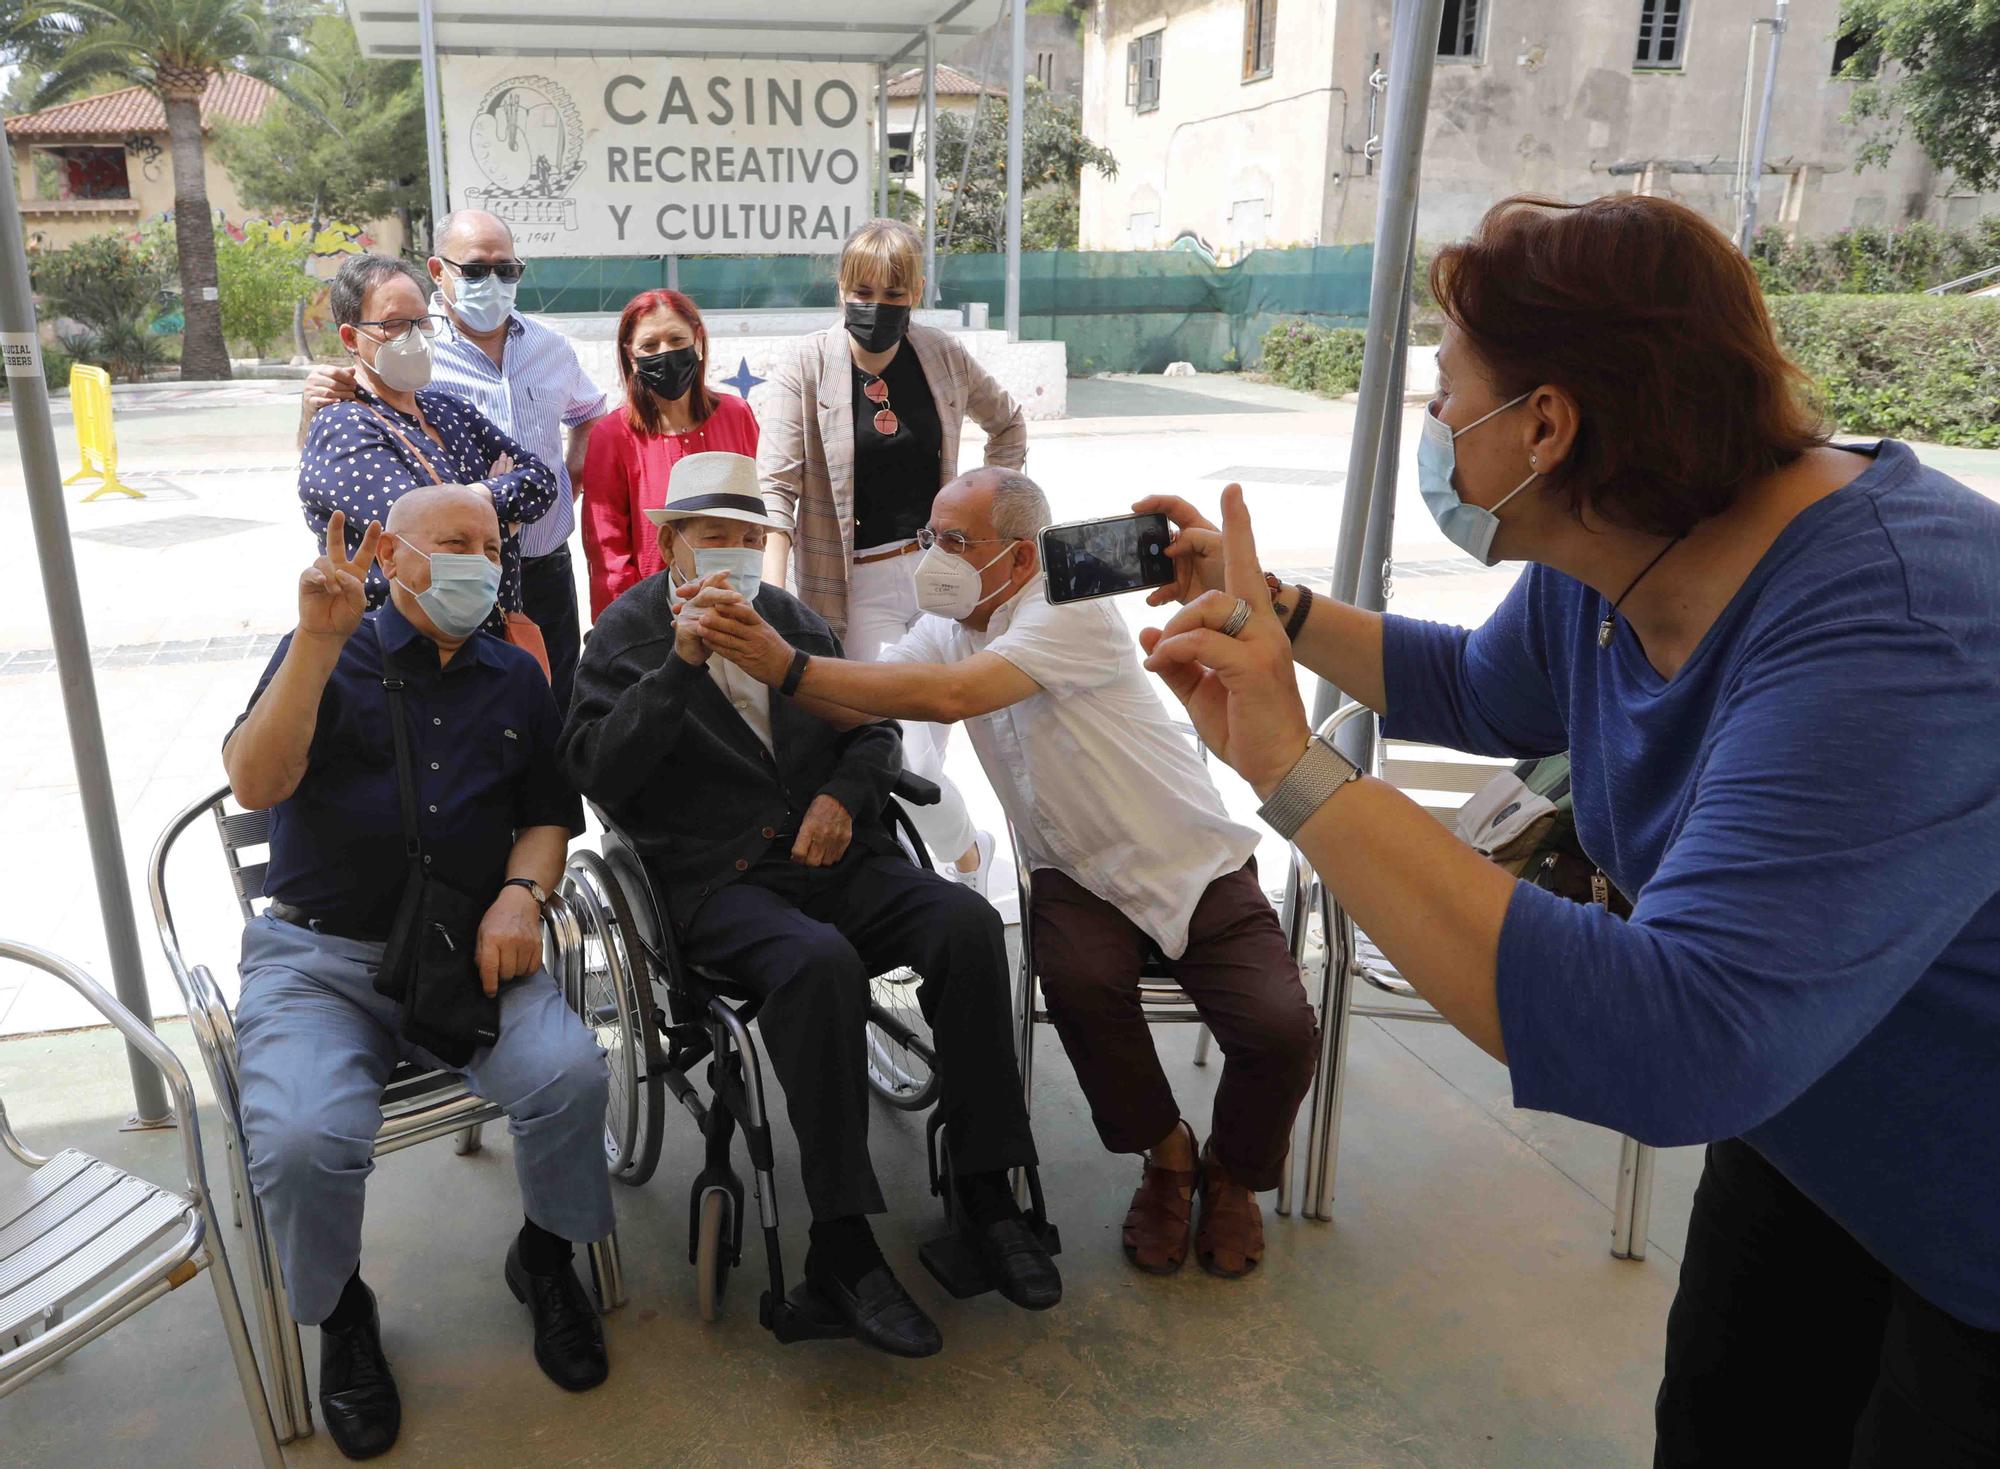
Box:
[267,900,389,944]
[852,540,922,567]
[522,545,571,566]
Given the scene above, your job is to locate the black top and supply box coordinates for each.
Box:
[231,602,583,934]
[558,572,905,925]
[851,344,944,550]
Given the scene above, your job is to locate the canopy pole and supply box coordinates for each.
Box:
[0,150,171,1126]
[1312,0,1446,726]
[1004,0,1025,339]
[922,25,938,307]
[417,0,449,240]
[876,63,891,217]
[1737,0,1789,253]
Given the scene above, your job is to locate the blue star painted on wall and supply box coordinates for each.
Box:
[722,357,765,399]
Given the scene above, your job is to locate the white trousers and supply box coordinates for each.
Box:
[845,549,979,863]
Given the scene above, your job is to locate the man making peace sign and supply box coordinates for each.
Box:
[223,491,614,1461]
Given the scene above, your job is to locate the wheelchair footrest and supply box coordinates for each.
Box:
[917,1219,1063,1301]
[762,1283,856,1345]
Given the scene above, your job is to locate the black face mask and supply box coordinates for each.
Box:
[633,345,701,401]
[844,300,911,353]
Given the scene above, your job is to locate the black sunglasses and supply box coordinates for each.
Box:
[440,255,527,283]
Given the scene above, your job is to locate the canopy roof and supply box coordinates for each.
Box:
[348,1,1008,66]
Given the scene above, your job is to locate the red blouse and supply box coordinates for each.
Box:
[580,392,761,620]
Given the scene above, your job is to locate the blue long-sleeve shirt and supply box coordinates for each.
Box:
[297,386,557,625]
[1381,441,2000,1328]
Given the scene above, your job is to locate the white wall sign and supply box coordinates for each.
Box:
[440,58,873,257]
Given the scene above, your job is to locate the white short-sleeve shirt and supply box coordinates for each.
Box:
[884,580,1258,957]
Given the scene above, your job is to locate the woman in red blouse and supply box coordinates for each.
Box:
[581,289,760,619]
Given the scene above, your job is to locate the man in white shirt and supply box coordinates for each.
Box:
[694,467,1317,1280]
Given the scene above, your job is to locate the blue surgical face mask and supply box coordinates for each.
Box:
[397,545,500,637]
[1416,390,1537,566]
[692,546,763,602]
[449,270,518,334]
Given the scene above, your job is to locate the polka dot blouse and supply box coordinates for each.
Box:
[297,386,559,630]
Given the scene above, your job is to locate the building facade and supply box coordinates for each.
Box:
[1080,0,1999,258]
[5,72,406,260]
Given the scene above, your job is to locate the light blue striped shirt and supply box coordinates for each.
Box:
[426,292,612,558]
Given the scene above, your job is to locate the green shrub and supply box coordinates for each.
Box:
[29,232,174,381]
[1751,219,2000,295]
[1261,318,1368,396]
[217,221,318,359]
[1770,294,2000,448]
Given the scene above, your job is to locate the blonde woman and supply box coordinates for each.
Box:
[759,218,1028,889]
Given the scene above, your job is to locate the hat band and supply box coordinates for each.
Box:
[667,491,765,516]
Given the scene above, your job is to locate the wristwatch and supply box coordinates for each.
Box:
[1255,722,1362,839]
[503,877,548,907]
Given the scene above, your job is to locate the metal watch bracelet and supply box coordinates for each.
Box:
[1256,734,1362,839]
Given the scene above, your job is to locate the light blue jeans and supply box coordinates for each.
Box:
[234,914,614,1324]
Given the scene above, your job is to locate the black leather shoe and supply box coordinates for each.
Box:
[968,1215,1063,1311]
[505,1240,609,1391]
[806,1262,944,1358]
[318,1285,400,1461]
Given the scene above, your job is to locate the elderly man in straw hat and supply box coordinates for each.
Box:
[561,452,1058,1358]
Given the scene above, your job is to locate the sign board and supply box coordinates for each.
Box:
[440,58,874,257]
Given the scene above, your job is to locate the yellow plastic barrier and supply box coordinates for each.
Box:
[62,363,142,502]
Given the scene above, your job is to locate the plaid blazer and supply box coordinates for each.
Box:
[757,321,1028,636]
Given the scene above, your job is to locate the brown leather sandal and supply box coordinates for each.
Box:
[1194,1140,1265,1279]
[1121,1121,1197,1275]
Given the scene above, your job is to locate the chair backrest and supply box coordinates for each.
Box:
[212,803,273,922]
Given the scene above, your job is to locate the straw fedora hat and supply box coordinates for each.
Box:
[642,451,778,528]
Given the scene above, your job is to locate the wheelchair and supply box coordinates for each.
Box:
[558,772,1059,1342]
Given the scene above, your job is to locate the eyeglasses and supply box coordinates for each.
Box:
[355,315,444,346]
[440,255,527,283]
[916,527,1012,556]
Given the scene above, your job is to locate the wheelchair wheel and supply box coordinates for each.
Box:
[563,852,666,1186]
[694,1188,731,1322]
[865,967,940,1111]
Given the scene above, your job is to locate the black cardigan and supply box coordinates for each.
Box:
[559,573,904,923]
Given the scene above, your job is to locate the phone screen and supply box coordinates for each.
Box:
[1040,512,1175,604]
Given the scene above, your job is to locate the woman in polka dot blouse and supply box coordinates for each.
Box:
[298,254,557,634]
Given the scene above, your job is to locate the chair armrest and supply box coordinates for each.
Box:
[891,772,942,807]
[0,939,210,1201]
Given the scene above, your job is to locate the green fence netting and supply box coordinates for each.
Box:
[515,245,1373,375]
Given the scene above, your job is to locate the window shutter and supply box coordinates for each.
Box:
[1259,0,1278,74]
[1243,1,1257,78]
[1127,40,1139,106]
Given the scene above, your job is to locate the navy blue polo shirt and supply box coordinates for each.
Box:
[230,602,583,934]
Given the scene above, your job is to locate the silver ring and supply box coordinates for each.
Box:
[1219,597,1253,638]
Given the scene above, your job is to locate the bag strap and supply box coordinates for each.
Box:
[373,620,424,864]
[360,400,446,485]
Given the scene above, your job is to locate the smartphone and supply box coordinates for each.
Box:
[1039,511,1175,605]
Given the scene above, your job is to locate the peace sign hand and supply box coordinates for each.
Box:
[300,509,381,645]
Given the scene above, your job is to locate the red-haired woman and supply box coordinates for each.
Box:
[581,289,759,619]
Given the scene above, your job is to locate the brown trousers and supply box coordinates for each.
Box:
[1029,861,1317,1191]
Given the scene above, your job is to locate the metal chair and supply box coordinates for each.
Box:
[1008,824,1320,1217]
[149,785,628,1445]
[0,939,284,1469]
[1297,703,1658,1258]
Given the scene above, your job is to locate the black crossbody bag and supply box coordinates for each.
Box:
[372,626,500,1064]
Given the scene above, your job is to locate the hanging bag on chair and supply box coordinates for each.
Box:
[1454,752,1633,917]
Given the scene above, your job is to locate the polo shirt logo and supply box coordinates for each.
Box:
[504,728,519,740]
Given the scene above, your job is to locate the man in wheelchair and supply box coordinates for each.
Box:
[691,468,1318,1281]
[561,452,1060,1358]
[223,489,615,1460]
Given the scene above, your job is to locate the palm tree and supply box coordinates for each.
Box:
[27,0,324,380]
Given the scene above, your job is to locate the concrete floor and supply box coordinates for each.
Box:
[0,990,1698,1469]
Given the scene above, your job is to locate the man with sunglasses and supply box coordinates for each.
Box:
[303,211,610,709]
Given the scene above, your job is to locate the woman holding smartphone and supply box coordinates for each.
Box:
[757,218,1028,890]
[1139,193,2000,1465]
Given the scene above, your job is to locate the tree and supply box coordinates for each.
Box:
[27,0,326,380]
[926,81,1116,254]
[216,220,317,356]
[1840,0,2000,192]
[213,10,428,354]
[29,230,175,380]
